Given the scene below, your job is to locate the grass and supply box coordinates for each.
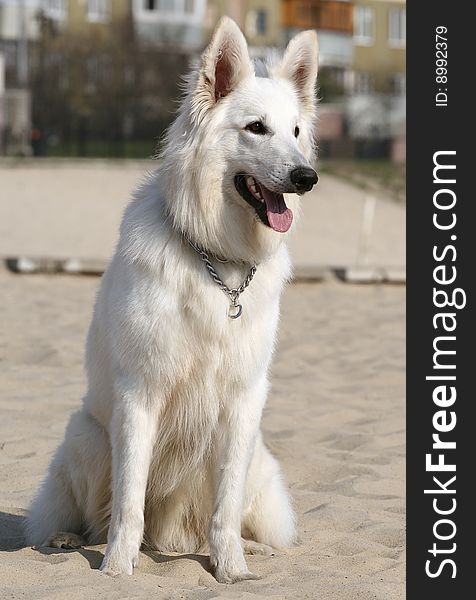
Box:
[319,159,406,203]
[46,140,158,159]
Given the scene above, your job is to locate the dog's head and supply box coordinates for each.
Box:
[162,17,319,263]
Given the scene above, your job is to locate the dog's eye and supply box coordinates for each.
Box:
[294,126,300,138]
[245,121,266,135]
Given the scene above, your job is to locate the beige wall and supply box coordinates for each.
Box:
[245,0,281,46]
[65,0,131,32]
[206,0,247,32]
[353,0,405,92]
[206,0,280,47]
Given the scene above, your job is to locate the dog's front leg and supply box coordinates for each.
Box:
[100,392,157,576]
[209,381,266,583]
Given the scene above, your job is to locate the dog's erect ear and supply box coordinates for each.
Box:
[200,17,254,103]
[277,31,319,108]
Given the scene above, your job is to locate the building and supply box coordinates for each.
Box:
[352,0,405,94]
[0,0,41,154]
[26,0,198,156]
[0,0,41,87]
[282,0,353,79]
[131,0,207,50]
[244,0,281,48]
[38,0,132,36]
[206,1,246,37]
[348,0,405,159]
[204,0,281,63]
[2,0,406,159]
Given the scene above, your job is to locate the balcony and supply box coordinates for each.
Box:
[282,0,353,34]
[282,0,353,68]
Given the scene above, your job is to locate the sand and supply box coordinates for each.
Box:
[0,159,405,271]
[0,270,405,600]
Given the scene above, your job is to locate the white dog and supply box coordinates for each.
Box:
[26,17,319,583]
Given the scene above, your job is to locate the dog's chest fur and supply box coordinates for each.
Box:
[86,199,291,482]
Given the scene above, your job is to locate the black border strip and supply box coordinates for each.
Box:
[407,3,474,596]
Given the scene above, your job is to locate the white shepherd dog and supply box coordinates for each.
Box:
[26,17,319,583]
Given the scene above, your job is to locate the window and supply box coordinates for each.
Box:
[0,41,17,70]
[43,0,66,20]
[392,73,406,94]
[140,0,186,18]
[355,72,373,94]
[354,6,374,46]
[143,0,176,12]
[87,0,109,22]
[184,0,194,13]
[256,9,267,35]
[45,0,63,10]
[388,8,406,47]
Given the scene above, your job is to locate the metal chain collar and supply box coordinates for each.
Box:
[185,237,257,319]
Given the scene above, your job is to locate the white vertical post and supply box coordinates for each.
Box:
[0,52,5,96]
[0,52,5,156]
[356,195,377,267]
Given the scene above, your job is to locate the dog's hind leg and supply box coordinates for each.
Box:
[26,410,89,547]
[27,470,83,549]
[26,408,111,548]
[242,436,296,550]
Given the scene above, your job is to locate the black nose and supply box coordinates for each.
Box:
[290,167,318,192]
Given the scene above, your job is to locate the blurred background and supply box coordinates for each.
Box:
[0,0,405,274]
[0,1,405,161]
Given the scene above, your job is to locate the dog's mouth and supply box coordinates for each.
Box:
[234,174,293,233]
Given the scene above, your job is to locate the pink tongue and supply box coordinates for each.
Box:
[260,187,293,233]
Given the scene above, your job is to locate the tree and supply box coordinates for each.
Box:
[31,11,189,157]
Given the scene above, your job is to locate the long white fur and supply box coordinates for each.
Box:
[26,17,319,583]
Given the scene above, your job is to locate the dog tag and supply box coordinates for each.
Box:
[228,303,243,319]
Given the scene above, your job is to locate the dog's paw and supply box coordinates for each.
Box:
[99,552,138,576]
[43,532,86,549]
[210,549,260,583]
[242,539,276,556]
[213,566,261,584]
[210,527,261,583]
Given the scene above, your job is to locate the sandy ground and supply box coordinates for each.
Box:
[0,270,405,600]
[0,159,405,270]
